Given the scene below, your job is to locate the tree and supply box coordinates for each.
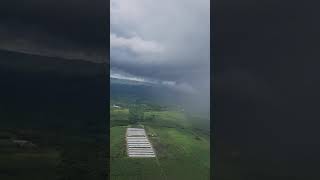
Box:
[128,105,144,124]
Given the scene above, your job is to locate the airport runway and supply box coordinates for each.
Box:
[126,128,156,158]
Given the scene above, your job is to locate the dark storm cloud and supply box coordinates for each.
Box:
[0,0,108,62]
[111,0,210,95]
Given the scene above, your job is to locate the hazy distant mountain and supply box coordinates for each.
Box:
[110,77,154,86]
[111,76,209,116]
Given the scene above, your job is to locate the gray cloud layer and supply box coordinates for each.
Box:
[111,0,210,95]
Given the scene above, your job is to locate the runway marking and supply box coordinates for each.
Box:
[126,128,156,158]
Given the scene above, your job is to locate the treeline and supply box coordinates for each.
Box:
[128,104,144,124]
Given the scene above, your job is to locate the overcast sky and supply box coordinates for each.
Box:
[111,0,210,95]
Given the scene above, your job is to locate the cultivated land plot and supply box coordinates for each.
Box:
[126,128,156,158]
[110,108,210,180]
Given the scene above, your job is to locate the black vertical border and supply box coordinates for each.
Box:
[210,0,214,179]
[212,0,320,179]
[107,0,111,179]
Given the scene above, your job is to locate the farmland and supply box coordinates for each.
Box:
[110,103,210,180]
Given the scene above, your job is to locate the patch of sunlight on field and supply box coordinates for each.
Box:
[110,108,130,127]
[111,108,129,121]
[144,111,191,128]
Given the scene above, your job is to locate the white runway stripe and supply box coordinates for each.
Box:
[126,128,156,158]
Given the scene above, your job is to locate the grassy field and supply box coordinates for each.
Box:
[110,108,130,127]
[110,106,210,180]
[144,111,191,128]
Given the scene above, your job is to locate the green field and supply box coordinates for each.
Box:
[110,106,210,180]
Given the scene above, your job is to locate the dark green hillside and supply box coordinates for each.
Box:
[111,78,188,109]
